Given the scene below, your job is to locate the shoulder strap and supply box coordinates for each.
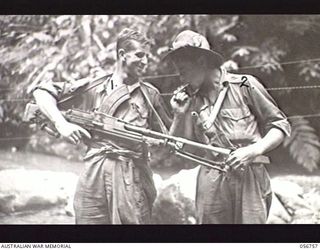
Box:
[202,67,230,131]
[139,82,169,134]
[100,83,140,116]
[57,74,110,105]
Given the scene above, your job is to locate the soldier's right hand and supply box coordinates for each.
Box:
[55,120,91,144]
[170,85,192,115]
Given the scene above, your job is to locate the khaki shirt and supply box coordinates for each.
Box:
[190,72,291,150]
[33,75,172,152]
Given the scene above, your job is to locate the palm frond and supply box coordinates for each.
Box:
[284,118,320,171]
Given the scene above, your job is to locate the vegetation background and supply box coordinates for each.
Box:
[1,15,320,224]
[1,15,320,172]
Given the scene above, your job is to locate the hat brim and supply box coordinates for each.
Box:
[162,46,224,65]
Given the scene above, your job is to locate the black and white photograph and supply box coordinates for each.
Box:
[1,14,320,230]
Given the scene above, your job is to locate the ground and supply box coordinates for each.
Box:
[0,150,82,224]
[0,149,319,224]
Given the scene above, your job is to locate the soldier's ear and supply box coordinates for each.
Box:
[118,49,126,62]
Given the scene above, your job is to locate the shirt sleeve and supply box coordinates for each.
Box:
[32,80,66,100]
[31,78,91,101]
[243,75,291,137]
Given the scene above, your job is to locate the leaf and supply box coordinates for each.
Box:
[221,60,239,70]
[222,33,237,42]
[0,105,4,123]
[210,16,239,36]
[32,32,53,43]
[231,48,250,58]
[284,118,320,171]
[298,62,320,81]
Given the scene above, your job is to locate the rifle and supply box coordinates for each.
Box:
[23,103,231,172]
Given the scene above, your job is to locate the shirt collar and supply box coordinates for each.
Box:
[95,75,141,95]
[96,77,111,94]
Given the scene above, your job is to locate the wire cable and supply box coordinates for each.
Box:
[238,57,320,70]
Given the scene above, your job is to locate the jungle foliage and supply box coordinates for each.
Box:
[1,15,320,171]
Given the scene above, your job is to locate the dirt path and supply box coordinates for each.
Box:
[0,150,84,174]
[0,207,74,224]
[0,150,83,224]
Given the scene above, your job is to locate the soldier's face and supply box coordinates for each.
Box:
[173,56,207,91]
[121,40,150,78]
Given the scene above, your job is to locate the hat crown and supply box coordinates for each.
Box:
[172,30,211,50]
[162,30,223,65]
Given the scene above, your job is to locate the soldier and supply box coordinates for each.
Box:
[167,30,291,224]
[32,28,172,224]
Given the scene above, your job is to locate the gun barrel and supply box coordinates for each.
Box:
[124,124,231,155]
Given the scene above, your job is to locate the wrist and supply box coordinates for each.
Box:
[54,118,68,128]
[173,112,185,119]
[250,143,264,156]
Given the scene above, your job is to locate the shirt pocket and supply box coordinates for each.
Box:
[219,107,253,140]
[133,101,149,119]
[124,97,149,125]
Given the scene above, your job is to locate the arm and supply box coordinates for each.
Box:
[251,127,285,155]
[33,88,91,145]
[226,127,285,169]
[168,87,203,169]
[226,75,291,169]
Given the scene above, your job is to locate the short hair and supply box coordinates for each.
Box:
[116,28,150,58]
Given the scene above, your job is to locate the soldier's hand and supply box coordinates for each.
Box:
[170,86,191,115]
[55,120,91,145]
[225,144,260,170]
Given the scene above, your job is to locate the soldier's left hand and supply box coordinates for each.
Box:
[225,144,260,170]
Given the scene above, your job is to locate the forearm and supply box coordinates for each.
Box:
[252,127,285,155]
[169,114,185,136]
[226,127,285,168]
[33,89,67,126]
[169,113,194,139]
[33,86,91,144]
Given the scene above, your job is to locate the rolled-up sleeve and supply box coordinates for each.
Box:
[31,77,92,102]
[32,81,66,100]
[244,75,291,137]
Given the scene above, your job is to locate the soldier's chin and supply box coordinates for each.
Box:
[136,69,146,77]
[128,72,140,80]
